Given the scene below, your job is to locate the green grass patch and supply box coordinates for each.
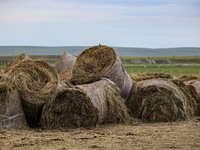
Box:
[125,64,200,77]
[121,56,200,60]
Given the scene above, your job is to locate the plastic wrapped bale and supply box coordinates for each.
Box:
[7,60,58,127]
[129,79,188,122]
[1,53,31,80]
[55,52,77,74]
[41,78,130,129]
[132,72,171,82]
[175,75,200,82]
[70,45,133,100]
[184,80,200,116]
[0,82,27,129]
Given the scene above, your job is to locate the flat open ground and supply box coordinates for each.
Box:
[0,117,200,150]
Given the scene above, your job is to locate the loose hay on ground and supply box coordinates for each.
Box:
[70,45,133,100]
[55,52,77,73]
[129,79,188,122]
[41,78,131,129]
[0,82,27,129]
[7,60,58,127]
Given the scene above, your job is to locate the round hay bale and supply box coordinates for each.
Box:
[132,72,171,81]
[171,80,197,117]
[184,80,200,116]
[41,78,130,129]
[55,52,77,73]
[2,53,31,75]
[70,45,133,100]
[0,82,27,129]
[129,79,188,122]
[175,75,200,82]
[7,60,58,127]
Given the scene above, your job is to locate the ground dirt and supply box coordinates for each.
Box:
[0,117,200,150]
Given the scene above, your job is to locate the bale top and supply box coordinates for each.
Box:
[132,72,171,81]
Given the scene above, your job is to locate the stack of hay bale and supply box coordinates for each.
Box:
[0,45,199,130]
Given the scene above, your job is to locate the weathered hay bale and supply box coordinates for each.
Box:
[129,79,188,122]
[184,80,200,97]
[55,52,77,73]
[171,80,197,117]
[0,82,27,129]
[7,60,58,127]
[41,78,130,129]
[175,75,200,82]
[70,45,133,100]
[2,53,31,76]
[184,80,200,116]
[58,70,72,83]
[132,72,171,81]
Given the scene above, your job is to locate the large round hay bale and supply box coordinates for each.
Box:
[171,80,197,117]
[184,80,200,115]
[1,53,31,79]
[7,60,58,127]
[55,52,77,73]
[132,72,171,81]
[129,79,188,122]
[70,45,133,100]
[41,78,130,129]
[0,82,27,129]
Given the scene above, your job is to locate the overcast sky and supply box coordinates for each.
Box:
[0,0,200,48]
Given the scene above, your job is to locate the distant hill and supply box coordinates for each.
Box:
[0,46,200,56]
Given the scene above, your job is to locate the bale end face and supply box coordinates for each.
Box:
[41,88,100,129]
[129,85,187,122]
[70,45,117,85]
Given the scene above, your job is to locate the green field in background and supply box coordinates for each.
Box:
[121,56,200,60]
[0,56,199,77]
[124,64,200,77]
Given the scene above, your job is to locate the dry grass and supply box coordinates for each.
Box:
[132,72,171,81]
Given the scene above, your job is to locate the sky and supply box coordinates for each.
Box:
[0,0,200,48]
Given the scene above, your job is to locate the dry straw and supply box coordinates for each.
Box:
[7,60,58,127]
[132,72,171,81]
[41,78,130,129]
[129,79,188,122]
[55,52,77,73]
[175,75,200,82]
[58,70,72,83]
[0,81,27,129]
[70,45,133,100]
